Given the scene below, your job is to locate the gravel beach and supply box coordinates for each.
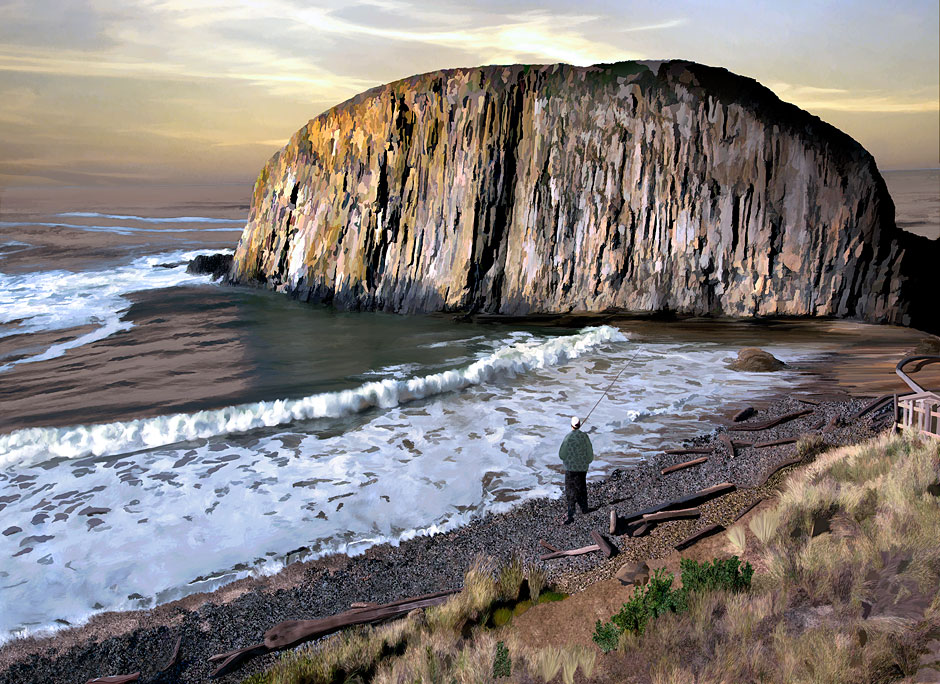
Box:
[0,392,896,684]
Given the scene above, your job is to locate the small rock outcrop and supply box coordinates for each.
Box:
[187,254,234,280]
[728,348,786,372]
[230,60,939,332]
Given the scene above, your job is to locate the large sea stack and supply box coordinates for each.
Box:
[230,61,938,331]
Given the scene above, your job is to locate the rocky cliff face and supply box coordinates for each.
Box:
[230,60,938,331]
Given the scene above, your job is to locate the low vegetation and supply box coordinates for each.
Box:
[593,557,753,652]
[613,429,940,683]
[243,429,939,683]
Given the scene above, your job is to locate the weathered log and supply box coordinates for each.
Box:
[85,674,141,684]
[159,636,182,673]
[609,509,617,535]
[795,396,821,406]
[350,601,379,609]
[540,539,561,553]
[752,437,799,448]
[849,394,894,421]
[822,415,840,433]
[718,433,736,458]
[539,544,602,561]
[642,507,700,523]
[209,645,270,678]
[663,447,712,455]
[757,456,802,487]
[263,589,458,651]
[620,483,737,523]
[628,522,651,537]
[729,408,813,431]
[661,457,707,475]
[733,407,756,422]
[675,524,725,551]
[590,530,616,558]
[732,498,765,522]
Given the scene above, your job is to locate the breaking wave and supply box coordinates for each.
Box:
[0,325,627,467]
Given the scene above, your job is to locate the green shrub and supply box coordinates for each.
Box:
[680,556,754,594]
[611,568,687,636]
[592,619,620,653]
[492,640,511,678]
[593,558,756,651]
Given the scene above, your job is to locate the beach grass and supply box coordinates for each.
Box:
[242,428,939,683]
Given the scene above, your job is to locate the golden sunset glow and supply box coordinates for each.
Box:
[0,0,937,187]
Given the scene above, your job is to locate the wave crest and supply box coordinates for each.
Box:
[0,326,626,467]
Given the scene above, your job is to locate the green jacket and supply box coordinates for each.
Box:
[559,430,594,472]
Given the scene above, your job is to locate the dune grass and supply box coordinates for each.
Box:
[615,428,940,684]
[243,429,939,683]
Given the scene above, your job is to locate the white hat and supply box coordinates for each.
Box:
[571,416,582,429]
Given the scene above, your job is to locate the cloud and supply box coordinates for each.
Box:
[771,81,939,113]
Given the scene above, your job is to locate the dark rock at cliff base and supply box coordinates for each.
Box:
[187,254,233,280]
[729,347,786,372]
[230,60,940,333]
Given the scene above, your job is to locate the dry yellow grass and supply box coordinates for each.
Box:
[244,429,939,684]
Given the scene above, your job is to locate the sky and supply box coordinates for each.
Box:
[0,0,937,188]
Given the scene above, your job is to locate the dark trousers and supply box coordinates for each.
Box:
[565,471,589,518]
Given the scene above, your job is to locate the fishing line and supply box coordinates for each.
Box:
[580,345,644,426]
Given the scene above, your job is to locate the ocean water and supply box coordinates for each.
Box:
[0,173,934,643]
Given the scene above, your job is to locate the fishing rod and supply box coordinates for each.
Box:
[579,345,644,427]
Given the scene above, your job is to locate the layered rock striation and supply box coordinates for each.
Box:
[230,61,938,331]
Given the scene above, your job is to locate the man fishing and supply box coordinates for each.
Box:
[558,416,593,524]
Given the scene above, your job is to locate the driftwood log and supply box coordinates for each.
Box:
[591,530,616,558]
[85,675,140,684]
[540,539,561,553]
[729,409,813,431]
[208,589,458,677]
[209,645,270,678]
[733,498,765,522]
[719,433,736,458]
[757,456,802,487]
[733,407,756,422]
[264,589,458,650]
[663,447,711,455]
[675,524,725,551]
[540,531,616,560]
[609,509,617,534]
[849,394,894,421]
[642,507,700,523]
[158,636,182,673]
[822,415,840,433]
[661,457,707,475]
[620,483,736,524]
[628,522,651,537]
[795,396,821,406]
[539,544,600,560]
[752,437,799,448]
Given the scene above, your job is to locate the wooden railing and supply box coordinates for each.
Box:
[893,355,940,439]
[894,391,940,438]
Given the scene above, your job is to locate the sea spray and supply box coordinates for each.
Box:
[0,249,231,372]
[0,326,626,466]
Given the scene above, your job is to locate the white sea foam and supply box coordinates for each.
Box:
[0,336,813,643]
[57,212,243,224]
[0,325,626,467]
[0,249,230,372]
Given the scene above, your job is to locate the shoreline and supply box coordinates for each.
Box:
[0,389,895,684]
